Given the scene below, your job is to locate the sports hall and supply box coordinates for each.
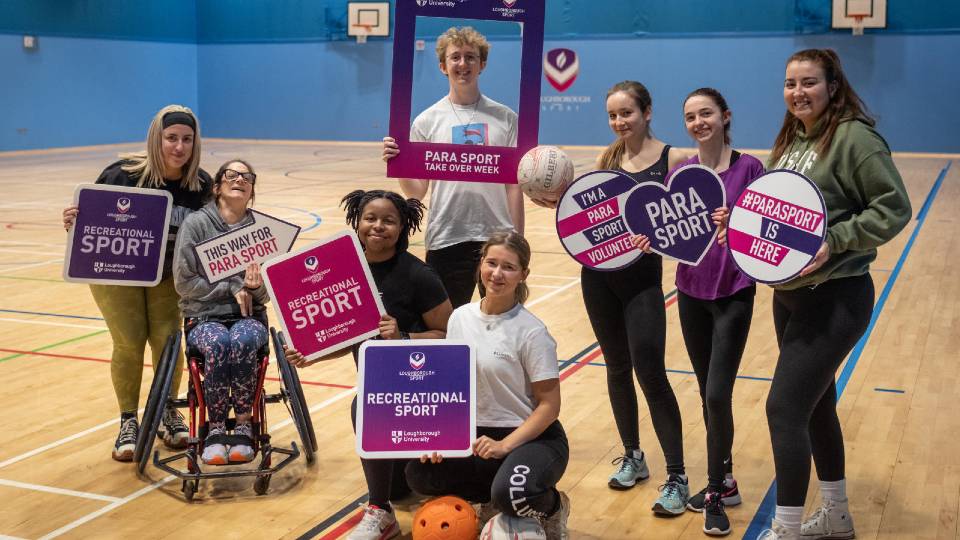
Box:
[1,1,958,539]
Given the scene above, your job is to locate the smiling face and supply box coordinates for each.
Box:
[683,94,730,145]
[160,124,194,178]
[357,198,401,256]
[607,91,651,142]
[215,161,254,206]
[784,60,835,131]
[440,43,485,88]
[479,244,527,300]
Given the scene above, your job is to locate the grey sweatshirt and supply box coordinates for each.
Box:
[173,201,270,319]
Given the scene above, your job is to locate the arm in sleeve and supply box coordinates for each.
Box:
[521,327,560,383]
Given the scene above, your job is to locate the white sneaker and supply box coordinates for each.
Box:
[542,491,570,540]
[758,520,800,540]
[474,502,499,534]
[347,505,400,540]
[801,499,855,539]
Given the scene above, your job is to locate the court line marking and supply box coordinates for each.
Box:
[0,259,62,274]
[0,478,121,503]
[0,330,108,364]
[0,309,103,321]
[874,388,905,394]
[526,278,580,307]
[0,248,64,256]
[742,161,951,538]
[0,317,106,330]
[0,416,133,470]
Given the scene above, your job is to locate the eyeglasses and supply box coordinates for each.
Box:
[222,169,256,184]
[446,53,480,65]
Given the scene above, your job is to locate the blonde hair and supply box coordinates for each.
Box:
[118,104,203,191]
[478,231,531,305]
[435,26,490,64]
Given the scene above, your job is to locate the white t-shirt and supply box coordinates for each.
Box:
[447,302,559,427]
[410,94,519,251]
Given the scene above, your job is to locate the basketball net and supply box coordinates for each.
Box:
[851,15,865,36]
[352,24,371,43]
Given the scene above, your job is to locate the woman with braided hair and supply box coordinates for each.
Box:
[285,189,452,540]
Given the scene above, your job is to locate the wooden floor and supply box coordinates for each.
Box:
[0,141,956,540]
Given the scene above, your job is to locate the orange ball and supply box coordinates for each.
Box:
[412,496,479,540]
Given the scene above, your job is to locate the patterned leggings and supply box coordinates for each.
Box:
[187,319,267,424]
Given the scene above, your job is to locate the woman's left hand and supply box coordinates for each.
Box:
[473,435,511,460]
[629,234,653,253]
[378,314,400,340]
[235,289,253,317]
[800,242,830,277]
[243,263,263,290]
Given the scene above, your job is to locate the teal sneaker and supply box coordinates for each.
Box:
[652,474,690,515]
[608,450,650,490]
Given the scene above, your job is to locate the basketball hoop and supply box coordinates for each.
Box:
[352,24,372,43]
[851,15,865,36]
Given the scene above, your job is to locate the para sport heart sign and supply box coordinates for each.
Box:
[624,165,726,266]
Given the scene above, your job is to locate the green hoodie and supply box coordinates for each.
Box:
[768,118,912,290]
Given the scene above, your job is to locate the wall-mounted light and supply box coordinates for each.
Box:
[23,35,38,50]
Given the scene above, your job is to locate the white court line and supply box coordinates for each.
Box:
[0,317,106,330]
[39,387,357,539]
[0,240,62,247]
[37,475,176,540]
[0,416,124,470]
[0,248,64,256]
[0,478,121,503]
[0,259,62,274]
[0,534,29,540]
[533,274,581,280]
[527,278,581,308]
[528,284,561,289]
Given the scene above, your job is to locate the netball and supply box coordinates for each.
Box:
[517,145,575,202]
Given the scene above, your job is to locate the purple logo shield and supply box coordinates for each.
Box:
[409,352,426,370]
[544,48,579,92]
[116,197,131,213]
[623,165,726,266]
[304,256,319,272]
[503,0,517,6]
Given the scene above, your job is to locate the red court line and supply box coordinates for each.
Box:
[317,511,366,540]
[0,348,352,389]
[559,346,603,382]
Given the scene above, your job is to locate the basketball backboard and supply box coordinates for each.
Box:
[348,2,390,43]
[832,0,886,35]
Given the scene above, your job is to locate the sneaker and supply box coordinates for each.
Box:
[542,491,571,540]
[758,520,800,540]
[608,450,650,490]
[347,504,400,540]
[688,479,742,512]
[158,407,189,449]
[652,474,690,516]
[201,425,228,465]
[112,416,139,461]
[702,491,731,536]
[228,422,255,463]
[800,499,855,539]
[474,502,499,534]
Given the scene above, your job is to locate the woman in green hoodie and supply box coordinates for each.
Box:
[755,49,912,540]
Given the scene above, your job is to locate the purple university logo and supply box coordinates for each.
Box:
[304,256,319,272]
[503,0,517,7]
[409,352,426,370]
[544,48,579,92]
[415,0,426,5]
[116,197,131,213]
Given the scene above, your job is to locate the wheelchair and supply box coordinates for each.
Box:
[133,315,317,501]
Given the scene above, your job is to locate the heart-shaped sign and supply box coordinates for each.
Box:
[623,164,726,266]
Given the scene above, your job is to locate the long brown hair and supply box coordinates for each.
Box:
[684,87,731,144]
[770,49,874,165]
[478,231,531,305]
[598,81,653,170]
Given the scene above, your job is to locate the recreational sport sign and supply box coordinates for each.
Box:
[727,169,827,284]
[193,210,300,283]
[64,184,172,286]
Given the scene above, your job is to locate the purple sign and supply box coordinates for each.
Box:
[386,0,545,184]
[624,165,726,266]
[63,184,172,286]
[356,340,476,459]
[261,231,386,360]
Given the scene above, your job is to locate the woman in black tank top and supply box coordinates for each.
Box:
[585,81,691,515]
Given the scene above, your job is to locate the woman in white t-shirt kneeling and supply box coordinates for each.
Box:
[405,231,570,539]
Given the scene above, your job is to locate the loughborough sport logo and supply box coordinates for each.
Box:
[409,352,426,370]
[503,0,517,6]
[116,197,131,213]
[544,48,579,92]
[304,256,318,272]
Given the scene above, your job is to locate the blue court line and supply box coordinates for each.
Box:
[874,388,906,394]
[0,308,104,321]
[264,204,323,232]
[742,161,951,538]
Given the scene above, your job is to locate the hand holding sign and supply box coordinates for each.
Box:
[194,210,300,283]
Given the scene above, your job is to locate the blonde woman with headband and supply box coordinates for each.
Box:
[62,105,213,462]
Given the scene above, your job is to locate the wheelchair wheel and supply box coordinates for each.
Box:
[182,478,198,501]
[253,474,270,495]
[133,333,174,465]
[136,331,181,475]
[287,355,318,453]
[272,328,315,465]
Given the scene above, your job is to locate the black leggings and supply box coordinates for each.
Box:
[426,241,485,309]
[767,274,874,507]
[678,286,755,491]
[405,422,569,519]
[350,397,411,508]
[581,265,685,475]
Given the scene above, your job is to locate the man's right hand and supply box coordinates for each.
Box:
[382,136,399,162]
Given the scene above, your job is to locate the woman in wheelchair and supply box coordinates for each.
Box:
[173,159,269,465]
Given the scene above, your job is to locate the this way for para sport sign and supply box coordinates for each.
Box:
[64,184,171,286]
[356,340,476,459]
[727,169,827,284]
[262,231,385,360]
[193,210,300,283]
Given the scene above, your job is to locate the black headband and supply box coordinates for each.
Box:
[162,111,196,131]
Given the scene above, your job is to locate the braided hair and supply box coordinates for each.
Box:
[340,190,426,253]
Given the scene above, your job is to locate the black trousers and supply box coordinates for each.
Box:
[426,241,485,309]
[767,274,873,506]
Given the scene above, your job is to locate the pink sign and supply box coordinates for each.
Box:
[261,231,385,360]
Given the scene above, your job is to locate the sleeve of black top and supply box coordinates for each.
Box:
[410,257,449,315]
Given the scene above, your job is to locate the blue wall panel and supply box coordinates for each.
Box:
[0,1,197,42]
[0,35,198,151]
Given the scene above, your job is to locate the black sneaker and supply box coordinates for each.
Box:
[687,479,742,512]
[112,416,139,461]
[702,491,731,536]
[158,407,189,449]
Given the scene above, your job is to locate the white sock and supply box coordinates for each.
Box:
[630,449,644,460]
[774,505,803,531]
[819,479,847,503]
[723,476,736,488]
